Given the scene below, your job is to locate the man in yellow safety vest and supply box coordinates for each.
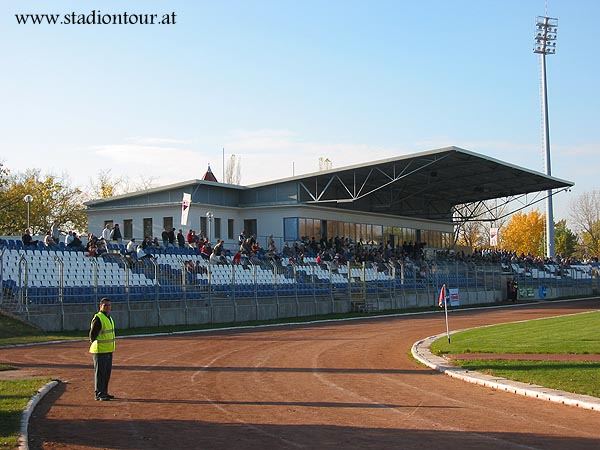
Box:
[89,297,116,401]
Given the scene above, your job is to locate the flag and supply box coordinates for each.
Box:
[181,193,191,226]
[490,227,499,246]
[438,284,447,307]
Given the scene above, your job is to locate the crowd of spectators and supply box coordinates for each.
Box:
[19,223,600,277]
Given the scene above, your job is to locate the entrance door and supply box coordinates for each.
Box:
[244,219,257,237]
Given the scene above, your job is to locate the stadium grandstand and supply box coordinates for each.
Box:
[2,146,596,332]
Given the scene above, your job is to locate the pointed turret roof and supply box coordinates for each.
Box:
[202,164,218,182]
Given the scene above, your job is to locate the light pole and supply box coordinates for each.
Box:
[534,15,558,258]
[23,194,33,230]
[206,211,214,242]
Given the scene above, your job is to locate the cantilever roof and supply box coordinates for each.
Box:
[248,146,573,220]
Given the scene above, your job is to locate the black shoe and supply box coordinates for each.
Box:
[96,396,111,401]
[105,394,115,399]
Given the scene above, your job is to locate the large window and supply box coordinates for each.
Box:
[143,218,153,238]
[200,217,207,236]
[284,217,299,242]
[244,219,257,237]
[214,218,221,239]
[123,219,133,240]
[163,216,173,231]
[227,219,234,240]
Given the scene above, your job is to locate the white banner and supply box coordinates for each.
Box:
[449,288,460,307]
[490,227,499,247]
[181,193,191,226]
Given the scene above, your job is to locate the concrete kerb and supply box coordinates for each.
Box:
[412,333,600,413]
[18,380,60,450]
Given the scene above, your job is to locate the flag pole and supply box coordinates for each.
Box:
[444,290,450,343]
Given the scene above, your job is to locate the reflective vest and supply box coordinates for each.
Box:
[89,312,116,354]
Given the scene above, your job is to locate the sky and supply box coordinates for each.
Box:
[0,0,598,224]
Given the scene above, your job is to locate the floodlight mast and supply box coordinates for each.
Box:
[534,16,558,258]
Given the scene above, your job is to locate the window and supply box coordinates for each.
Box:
[243,219,257,237]
[163,216,173,231]
[123,219,133,240]
[283,217,299,242]
[228,219,234,240]
[200,217,207,236]
[103,220,114,228]
[214,218,221,239]
[143,218,153,238]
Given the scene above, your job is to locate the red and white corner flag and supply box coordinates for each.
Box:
[438,283,447,308]
[181,193,191,226]
[438,284,451,343]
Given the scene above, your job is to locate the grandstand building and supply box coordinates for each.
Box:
[2,146,584,332]
[86,146,573,249]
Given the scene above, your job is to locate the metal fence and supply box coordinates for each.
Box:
[1,248,598,327]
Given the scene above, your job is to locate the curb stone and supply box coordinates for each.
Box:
[18,380,60,450]
[412,333,600,412]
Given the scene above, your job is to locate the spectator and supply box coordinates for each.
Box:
[125,238,137,256]
[168,228,176,247]
[96,238,108,256]
[200,241,212,260]
[22,229,38,247]
[51,221,61,244]
[68,232,83,250]
[101,224,112,242]
[64,231,74,247]
[161,229,169,247]
[136,244,150,259]
[186,229,196,248]
[43,230,57,248]
[238,229,246,246]
[177,229,185,248]
[110,224,122,243]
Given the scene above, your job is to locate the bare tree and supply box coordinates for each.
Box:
[86,170,157,200]
[570,190,600,256]
[225,155,241,185]
[318,157,332,171]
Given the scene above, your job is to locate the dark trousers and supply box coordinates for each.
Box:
[93,352,113,397]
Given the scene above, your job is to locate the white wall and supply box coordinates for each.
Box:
[87,203,453,247]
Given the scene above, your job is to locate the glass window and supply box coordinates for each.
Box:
[163,217,173,231]
[284,217,299,242]
[200,217,207,236]
[214,218,221,239]
[123,219,133,240]
[143,218,153,238]
[228,219,234,240]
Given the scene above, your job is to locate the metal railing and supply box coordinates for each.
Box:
[1,249,598,327]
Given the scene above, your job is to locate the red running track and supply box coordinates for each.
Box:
[1,299,599,449]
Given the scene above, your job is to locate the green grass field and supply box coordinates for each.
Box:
[430,311,600,398]
[0,378,51,450]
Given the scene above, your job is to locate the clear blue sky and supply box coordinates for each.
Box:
[1,0,597,223]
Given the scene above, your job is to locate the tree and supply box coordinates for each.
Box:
[452,200,509,249]
[224,154,241,185]
[569,190,600,257]
[499,210,545,256]
[0,168,87,235]
[86,170,157,200]
[554,219,578,257]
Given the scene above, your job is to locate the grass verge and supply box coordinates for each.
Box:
[0,378,51,450]
[431,311,600,355]
[455,359,600,398]
[430,311,600,398]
